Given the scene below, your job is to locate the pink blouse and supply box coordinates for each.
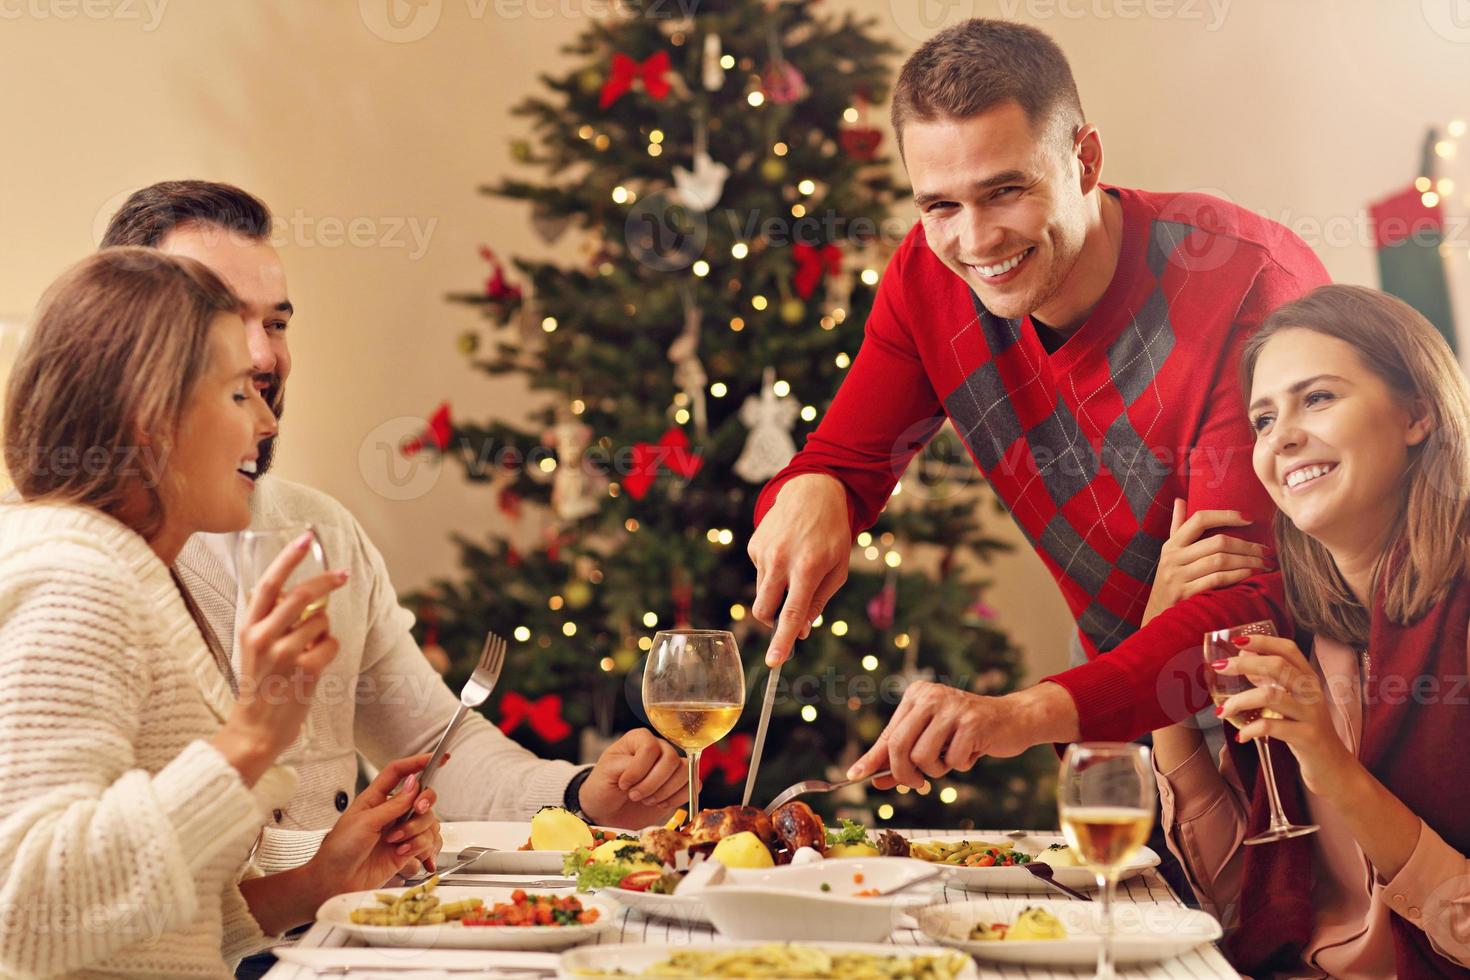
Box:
[1156,634,1470,978]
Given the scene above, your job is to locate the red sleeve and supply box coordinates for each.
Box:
[753,240,946,537]
[1050,252,1327,740]
[1046,572,1288,740]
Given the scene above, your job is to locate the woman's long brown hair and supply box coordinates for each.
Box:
[4,248,238,539]
[1239,284,1470,647]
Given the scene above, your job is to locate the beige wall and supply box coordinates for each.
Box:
[1,1,1468,680]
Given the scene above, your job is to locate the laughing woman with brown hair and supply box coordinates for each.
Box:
[1146,284,1470,978]
[0,250,440,979]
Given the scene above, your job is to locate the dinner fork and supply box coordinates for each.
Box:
[393,632,506,826]
[763,769,892,814]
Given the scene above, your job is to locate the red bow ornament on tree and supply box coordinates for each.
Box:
[699,733,752,784]
[479,246,522,303]
[623,427,704,500]
[792,243,843,300]
[401,402,452,457]
[599,50,673,109]
[498,692,573,743]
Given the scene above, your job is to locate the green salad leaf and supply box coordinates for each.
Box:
[825,818,871,847]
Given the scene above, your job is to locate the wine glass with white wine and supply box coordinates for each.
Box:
[1204,620,1318,844]
[236,524,330,761]
[1058,742,1155,980]
[642,629,745,819]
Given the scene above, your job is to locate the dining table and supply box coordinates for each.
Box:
[262,827,1242,979]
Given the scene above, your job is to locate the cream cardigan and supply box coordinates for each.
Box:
[0,503,294,979]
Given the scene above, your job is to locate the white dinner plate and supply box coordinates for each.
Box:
[909,833,1159,893]
[557,940,980,979]
[598,885,711,925]
[317,885,620,951]
[437,821,633,875]
[916,898,1222,966]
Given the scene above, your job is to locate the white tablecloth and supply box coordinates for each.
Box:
[262,829,1241,979]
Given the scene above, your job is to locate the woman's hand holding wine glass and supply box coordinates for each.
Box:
[211,529,348,786]
[1204,621,1319,844]
[1214,632,1358,800]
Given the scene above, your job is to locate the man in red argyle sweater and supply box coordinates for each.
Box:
[748,19,1329,789]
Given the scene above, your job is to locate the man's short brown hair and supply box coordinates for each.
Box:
[101,180,272,249]
[890,19,1084,156]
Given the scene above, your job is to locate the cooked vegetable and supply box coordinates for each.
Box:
[605,944,970,978]
[566,843,662,891]
[825,818,871,848]
[825,818,881,855]
[530,805,596,851]
[349,877,483,926]
[969,906,1067,941]
[709,830,776,869]
[461,889,599,927]
[909,838,1028,866]
[591,838,654,865]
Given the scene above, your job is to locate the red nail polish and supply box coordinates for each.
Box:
[1231,636,1250,647]
[1209,659,1229,670]
[1214,705,1224,716]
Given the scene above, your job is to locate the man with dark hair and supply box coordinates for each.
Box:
[103,181,288,474]
[102,182,691,886]
[748,19,1329,786]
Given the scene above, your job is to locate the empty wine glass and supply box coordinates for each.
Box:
[236,524,330,760]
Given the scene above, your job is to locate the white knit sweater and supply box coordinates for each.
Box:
[0,503,296,979]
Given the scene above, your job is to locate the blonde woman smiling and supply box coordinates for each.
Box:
[0,250,441,978]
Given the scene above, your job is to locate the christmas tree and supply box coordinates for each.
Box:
[409,0,1056,829]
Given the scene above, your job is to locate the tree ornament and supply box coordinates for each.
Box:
[564,579,593,609]
[840,94,883,162]
[457,331,480,355]
[530,206,572,244]
[510,139,534,163]
[543,415,604,522]
[673,152,729,212]
[793,242,842,299]
[576,67,602,95]
[734,368,799,483]
[401,402,452,457]
[779,296,805,325]
[479,246,523,302]
[867,568,898,631]
[840,127,883,161]
[761,60,807,104]
[667,293,709,438]
[599,50,673,109]
[702,32,725,91]
[699,733,752,784]
[672,112,728,213]
[624,427,704,499]
[498,692,572,743]
[759,157,787,183]
[496,487,523,519]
